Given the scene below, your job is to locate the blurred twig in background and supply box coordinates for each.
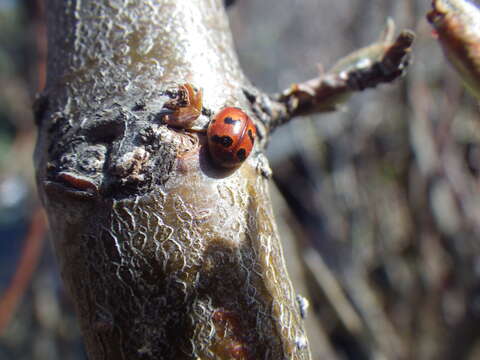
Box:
[0,207,46,335]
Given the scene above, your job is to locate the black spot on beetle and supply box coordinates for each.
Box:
[224,117,240,125]
[211,135,233,148]
[247,129,254,144]
[237,148,247,161]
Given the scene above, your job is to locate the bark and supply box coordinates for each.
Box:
[35,1,309,359]
[428,0,480,99]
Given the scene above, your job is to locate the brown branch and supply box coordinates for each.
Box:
[427,0,480,99]
[33,0,47,92]
[247,19,415,133]
[35,1,310,359]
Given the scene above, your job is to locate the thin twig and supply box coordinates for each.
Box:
[0,207,46,335]
[247,19,415,133]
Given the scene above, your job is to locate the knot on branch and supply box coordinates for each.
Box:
[43,95,179,200]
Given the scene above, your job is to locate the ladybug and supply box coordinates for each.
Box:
[207,107,256,168]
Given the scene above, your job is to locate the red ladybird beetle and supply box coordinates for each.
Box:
[207,107,256,168]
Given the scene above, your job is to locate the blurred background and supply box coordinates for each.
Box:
[0,0,86,359]
[1,0,479,359]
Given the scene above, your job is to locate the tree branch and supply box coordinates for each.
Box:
[35,1,310,359]
[427,0,480,99]
[245,19,415,133]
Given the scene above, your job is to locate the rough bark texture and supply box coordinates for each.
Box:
[35,1,310,359]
